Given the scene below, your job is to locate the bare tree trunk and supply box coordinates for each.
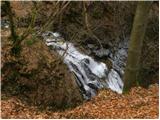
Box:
[123,1,152,92]
[4,1,22,56]
[4,1,18,43]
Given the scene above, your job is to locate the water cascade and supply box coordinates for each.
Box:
[42,31,127,99]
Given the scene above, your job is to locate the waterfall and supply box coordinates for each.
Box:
[42,31,127,99]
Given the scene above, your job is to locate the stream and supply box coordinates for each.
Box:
[0,21,126,99]
[42,31,128,99]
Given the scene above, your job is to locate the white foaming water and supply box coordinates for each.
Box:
[42,31,124,99]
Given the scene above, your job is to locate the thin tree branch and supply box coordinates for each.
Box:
[83,2,103,49]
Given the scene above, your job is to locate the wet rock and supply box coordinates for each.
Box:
[93,48,110,58]
[1,19,9,29]
[87,44,95,49]
[43,31,124,100]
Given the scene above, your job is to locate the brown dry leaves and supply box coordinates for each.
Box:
[64,84,158,119]
[1,84,159,119]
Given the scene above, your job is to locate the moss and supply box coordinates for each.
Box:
[25,35,37,46]
[25,39,35,46]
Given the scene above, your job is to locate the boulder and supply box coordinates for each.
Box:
[1,33,83,109]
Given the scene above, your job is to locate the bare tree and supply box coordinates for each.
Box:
[123,1,152,92]
[4,1,18,43]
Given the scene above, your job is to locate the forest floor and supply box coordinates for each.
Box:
[1,2,159,119]
[1,83,159,119]
[1,29,159,119]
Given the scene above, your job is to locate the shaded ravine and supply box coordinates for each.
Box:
[42,31,127,99]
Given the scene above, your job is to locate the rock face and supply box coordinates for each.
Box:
[1,32,83,109]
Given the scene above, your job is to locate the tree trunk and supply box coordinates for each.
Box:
[4,1,22,56]
[123,1,152,92]
[4,1,17,43]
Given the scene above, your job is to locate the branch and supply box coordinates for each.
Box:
[20,2,38,41]
[40,1,70,33]
[83,2,103,49]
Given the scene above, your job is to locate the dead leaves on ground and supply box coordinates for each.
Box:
[1,84,159,119]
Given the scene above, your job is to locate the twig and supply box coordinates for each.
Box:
[83,2,103,49]
[40,1,70,33]
[20,5,37,41]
